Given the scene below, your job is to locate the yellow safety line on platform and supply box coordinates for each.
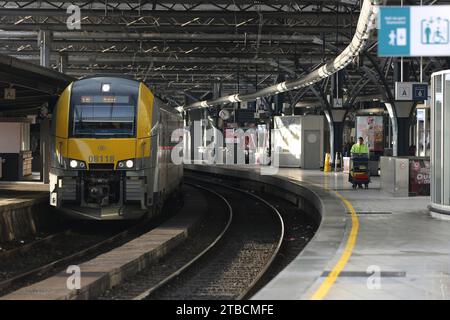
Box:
[310,191,359,300]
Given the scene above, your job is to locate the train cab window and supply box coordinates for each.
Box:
[71,95,137,138]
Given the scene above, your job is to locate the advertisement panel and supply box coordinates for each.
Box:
[409,158,430,196]
[356,116,384,152]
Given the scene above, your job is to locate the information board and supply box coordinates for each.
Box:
[379,6,450,56]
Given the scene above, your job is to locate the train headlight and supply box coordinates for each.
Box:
[117,159,135,170]
[70,160,78,168]
[68,159,87,170]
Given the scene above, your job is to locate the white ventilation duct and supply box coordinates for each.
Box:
[185,0,380,109]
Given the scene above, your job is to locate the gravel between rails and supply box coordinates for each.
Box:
[146,180,282,300]
[98,183,231,300]
[183,173,318,299]
[244,190,318,297]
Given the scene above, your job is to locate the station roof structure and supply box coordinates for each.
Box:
[0,0,449,110]
[0,53,73,114]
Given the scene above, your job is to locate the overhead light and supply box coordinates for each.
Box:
[14,16,31,25]
[126,16,144,26]
[311,36,324,45]
[181,17,200,27]
[235,18,254,28]
[102,45,116,53]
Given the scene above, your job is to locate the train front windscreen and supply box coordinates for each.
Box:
[69,78,139,138]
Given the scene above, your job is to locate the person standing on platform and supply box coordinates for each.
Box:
[343,138,354,157]
[350,136,369,155]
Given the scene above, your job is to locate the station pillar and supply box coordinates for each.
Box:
[331,109,346,156]
[213,81,222,99]
[40,116,50,184]
[58,52,68,73]
[274,73,286,116]
[38,30,52,68]
[38,30,52,183]
[394,102,414,156]
[429,71,450,219]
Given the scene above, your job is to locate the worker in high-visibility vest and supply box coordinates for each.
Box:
[350,136,369,155]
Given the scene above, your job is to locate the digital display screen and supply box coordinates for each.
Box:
[79,96,130,104]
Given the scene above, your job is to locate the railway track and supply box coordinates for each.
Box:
[101,177,285,300]
[187,173,318,292]
[0,194,183,297]
[1,174,317,300]
[99,182,233,300]
[0,230,72,261]
[0,224,138,295]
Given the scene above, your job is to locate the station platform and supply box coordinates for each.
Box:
[0,181,47,208]
[0,182,49,242]
[186,164,449,300]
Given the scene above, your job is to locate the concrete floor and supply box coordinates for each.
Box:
[189,165,450,300]
[282,170,446,300]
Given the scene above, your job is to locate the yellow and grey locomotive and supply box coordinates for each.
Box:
[49,76,183,220]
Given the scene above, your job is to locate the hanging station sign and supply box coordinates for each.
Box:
[395,82,428,101]
[378,6,450,56]
[4,88,15,100]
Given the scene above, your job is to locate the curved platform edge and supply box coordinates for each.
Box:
[184,164,350,300]
[429,204,450,221]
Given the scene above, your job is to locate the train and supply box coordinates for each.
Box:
[49,76,184,220]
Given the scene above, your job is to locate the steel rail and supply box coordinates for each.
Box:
[132,182,233,300]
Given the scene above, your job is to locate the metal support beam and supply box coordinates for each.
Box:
[38,30,52,68]
[331,109,346,156]
[213,81,222,99]
[40,116,50,184]
[58,52,68,73]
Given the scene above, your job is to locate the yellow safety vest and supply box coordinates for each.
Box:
[350,143,369,154]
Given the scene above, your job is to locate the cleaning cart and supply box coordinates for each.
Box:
[349,152,370,189]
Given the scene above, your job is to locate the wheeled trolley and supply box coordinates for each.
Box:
[349,153,370,189]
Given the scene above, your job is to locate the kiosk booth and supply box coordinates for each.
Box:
[429,70,450,219]
[273,115,324,169]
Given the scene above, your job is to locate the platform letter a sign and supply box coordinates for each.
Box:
[67,5,81,30]
[66,265,81,290]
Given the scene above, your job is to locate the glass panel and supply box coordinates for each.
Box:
[73,104,135,136]
[436,75,442,93]
[445,78,450,205]
[71,95,136,138]
[435,90,442,204]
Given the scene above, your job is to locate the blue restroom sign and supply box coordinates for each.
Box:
[379,6,450,56]
[395,82,428,101]
[412,83,428,100]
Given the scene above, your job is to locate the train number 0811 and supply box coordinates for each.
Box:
[88,155,115,163]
